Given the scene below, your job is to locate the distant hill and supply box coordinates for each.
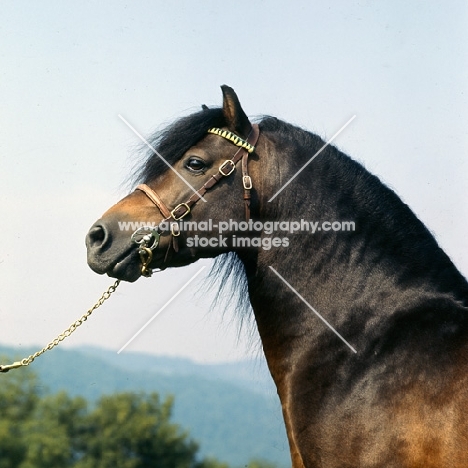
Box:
[0,345,290,468]
[78,345,276,395]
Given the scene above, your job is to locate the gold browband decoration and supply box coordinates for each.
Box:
[207,128,256,153]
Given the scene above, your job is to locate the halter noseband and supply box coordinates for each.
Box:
[132,123,260,276]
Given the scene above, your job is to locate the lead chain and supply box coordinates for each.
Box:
[0,280,120,373]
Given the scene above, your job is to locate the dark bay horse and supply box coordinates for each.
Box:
[86,86,468,467]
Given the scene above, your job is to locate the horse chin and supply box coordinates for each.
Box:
[107,251,143,283]
[87,247,143,283]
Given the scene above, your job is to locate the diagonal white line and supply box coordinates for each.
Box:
[117,266,207,354]
[268,266,357,353]
[268,115,356,202]
[118,114,207,202]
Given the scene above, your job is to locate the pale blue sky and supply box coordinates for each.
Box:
[1,1,467,363]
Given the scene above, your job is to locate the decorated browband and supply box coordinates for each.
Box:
[207,128,256,154]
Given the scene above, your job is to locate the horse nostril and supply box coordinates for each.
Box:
[86,224,108,250]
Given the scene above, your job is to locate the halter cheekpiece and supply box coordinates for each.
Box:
[132,123,260,276]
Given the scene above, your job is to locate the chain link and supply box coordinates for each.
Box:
[0,280,120,373]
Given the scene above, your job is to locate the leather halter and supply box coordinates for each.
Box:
[135,123,260,263]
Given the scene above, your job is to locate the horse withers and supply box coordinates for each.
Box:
[86,86,468,468]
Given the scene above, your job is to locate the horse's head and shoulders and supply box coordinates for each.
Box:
[86,86,468,468]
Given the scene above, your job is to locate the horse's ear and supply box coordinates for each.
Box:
[201,104,209,111]
[221,85,251,137]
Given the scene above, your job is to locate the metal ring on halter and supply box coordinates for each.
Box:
[131,226,160,250]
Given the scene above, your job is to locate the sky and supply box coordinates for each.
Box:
[1,1,467,364]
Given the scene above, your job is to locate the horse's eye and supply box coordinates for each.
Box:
[185,157,206,173]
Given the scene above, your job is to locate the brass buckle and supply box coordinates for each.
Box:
[243,175,252,190]
[171,222,181,237]
[219,160,236,176]
[171,203,191,220]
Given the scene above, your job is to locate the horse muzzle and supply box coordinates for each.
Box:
[85,219,145,282]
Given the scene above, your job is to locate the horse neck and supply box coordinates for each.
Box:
[243,127,468,384]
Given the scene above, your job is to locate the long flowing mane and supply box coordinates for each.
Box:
[259,116,467,291]
[132,109,468,319]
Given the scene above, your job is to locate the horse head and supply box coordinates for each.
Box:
[86,86,262,281]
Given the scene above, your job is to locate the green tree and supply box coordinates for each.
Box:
[0,366,229,468]
[197,459,229,468]
[0,365,39,468]
[76,392,213,468]
[19,391,87,468]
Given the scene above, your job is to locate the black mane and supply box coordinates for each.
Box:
[259,115,325,149]
[134,109,327,185]
[134,107,225,185]
[132,107,468,315]
[134,107,327,185]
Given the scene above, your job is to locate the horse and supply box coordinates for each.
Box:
[86,85,468,467]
